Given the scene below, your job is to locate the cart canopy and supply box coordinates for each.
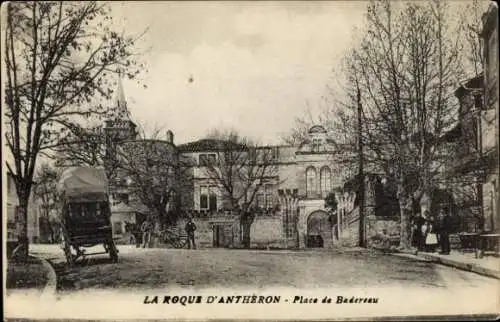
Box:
[57,167,109,202]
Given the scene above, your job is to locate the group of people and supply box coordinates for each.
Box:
[411,208,452,255]
[139,217,197,249]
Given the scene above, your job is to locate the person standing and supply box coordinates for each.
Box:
[438,208,451,255]
[185,217,197,249]
[424,216,438,252]
[412,212,426,251]
[141,217,153,248]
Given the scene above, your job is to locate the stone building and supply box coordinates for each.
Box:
[441,75,485,233]
[439,3,498,234]
[174,125,343,249]
[103,81,398,249]
[103,99,373,248]
[480,3,499,233]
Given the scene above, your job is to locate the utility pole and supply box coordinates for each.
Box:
[356,81,366,248]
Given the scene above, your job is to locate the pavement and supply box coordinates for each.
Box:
[413,250,500,279]
[26,244,498,294]
[6,243,496,299]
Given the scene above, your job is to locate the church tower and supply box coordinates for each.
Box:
[103,75,138,178]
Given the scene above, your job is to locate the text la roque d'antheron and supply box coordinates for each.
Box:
[143,295,379,306]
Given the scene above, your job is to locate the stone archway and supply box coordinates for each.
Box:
[306,210,332,248]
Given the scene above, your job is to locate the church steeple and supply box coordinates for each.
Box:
[113,71,131,120]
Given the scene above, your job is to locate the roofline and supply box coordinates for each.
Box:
[121,138,176,147]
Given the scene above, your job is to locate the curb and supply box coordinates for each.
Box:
[34,256,57,300]
[392,251,500,280]
[418,253,500,280]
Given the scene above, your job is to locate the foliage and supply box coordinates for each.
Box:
[3,1,146,256]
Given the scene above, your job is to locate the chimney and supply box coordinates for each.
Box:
[166,130,174,144]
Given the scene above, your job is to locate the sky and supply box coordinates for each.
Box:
[108,1,368,145]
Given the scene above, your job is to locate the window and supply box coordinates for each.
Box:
[256,184,275,209]
[320,167,332,198]
[272,147,279,160]
[209,189,217,211]
[200,185,217,211]
[473,117,479,150]
[200,186,208,209]
[113,221,123,235]
[474,95,482,109]
[199,154,217,166]
[306,167,317,198]
[261,147,279,161]
[256,193,265,208]
[265,184,274,208]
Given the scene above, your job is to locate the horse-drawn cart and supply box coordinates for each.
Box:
[57,167,118,266]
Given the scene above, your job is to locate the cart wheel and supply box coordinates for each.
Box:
[174,237,187,249]
[108,242,119,262]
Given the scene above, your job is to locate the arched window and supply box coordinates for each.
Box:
[306,167,317,198]
[320,166,331,197]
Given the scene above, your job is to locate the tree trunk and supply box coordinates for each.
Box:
[397,184,413,250]
[240,211,254,248]
[241,221,251,248]
[14,197,30,261]
[152,214,162,248]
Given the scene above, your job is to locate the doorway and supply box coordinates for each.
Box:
[306,210,332,248]
[212,224,233,248]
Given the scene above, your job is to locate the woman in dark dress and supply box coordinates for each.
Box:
[411,212,426,251]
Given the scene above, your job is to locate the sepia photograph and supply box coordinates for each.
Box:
[2,0,499,320]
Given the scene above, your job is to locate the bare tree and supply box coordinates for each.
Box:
[340,0,466,249]
[287,0,469,250]
[204,129,279,248]
[3,2,145,258]
[52,124,106,167]
[114,127,179,238]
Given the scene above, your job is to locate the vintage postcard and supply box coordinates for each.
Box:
[3,1,500,321]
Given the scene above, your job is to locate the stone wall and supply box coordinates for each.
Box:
[250,216,283,248]
[177,217,231,248]
[366,216,400,238]
[339,207,360,247]
[177,215,285,248]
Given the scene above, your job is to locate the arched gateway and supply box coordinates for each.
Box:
[306,210,332,248]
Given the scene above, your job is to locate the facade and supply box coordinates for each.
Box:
[174,125,343,249]
[104,100,381,248]
[439,3,499,234]
[480,4,499,233]
[441,75,485,233]
[101,76,404,249]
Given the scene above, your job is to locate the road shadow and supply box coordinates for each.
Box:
[50,256,120,292]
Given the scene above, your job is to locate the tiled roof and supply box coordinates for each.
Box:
[177,139,247,152]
